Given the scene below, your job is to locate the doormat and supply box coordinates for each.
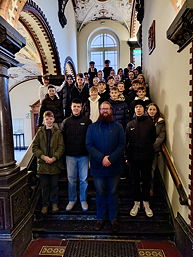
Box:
[138,249,166,257]
[63,239,138,257]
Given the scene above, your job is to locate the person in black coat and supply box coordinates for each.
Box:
[124,63,134,78]
[108,87,130,130]
[126,100,156,218]
[98,80,109,101]
[88,61,97,85]
[62,98,92,212]
[71,73,89,105]
[38,85,64,129]
[103,60,112,82]
[126,79,141,108]
[59,74,75,118]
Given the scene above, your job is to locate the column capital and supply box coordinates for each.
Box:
[167,0,193,52]
[0,16,26,66]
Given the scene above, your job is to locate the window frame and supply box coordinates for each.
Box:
[88,30,120,71]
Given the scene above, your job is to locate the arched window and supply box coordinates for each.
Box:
[88,31,119,71]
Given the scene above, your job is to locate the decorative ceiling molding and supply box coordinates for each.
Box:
[58,0,69,28]
[75,0,134,32]
[19,0,61,75]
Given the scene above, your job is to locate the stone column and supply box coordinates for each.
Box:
[0,16,33,257]
[0,61,16,170]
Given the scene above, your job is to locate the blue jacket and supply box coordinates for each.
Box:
[86,121,125,177]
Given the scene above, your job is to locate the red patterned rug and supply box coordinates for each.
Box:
[23,239,181,257]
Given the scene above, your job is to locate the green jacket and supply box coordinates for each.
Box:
[32,126,64,174]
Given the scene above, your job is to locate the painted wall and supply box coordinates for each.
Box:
[9,79,40,147]
[77,19,130,73]
[34,0,78,71]
[142,0,190,223]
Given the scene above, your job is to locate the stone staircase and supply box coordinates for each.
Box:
[32,169,175,240]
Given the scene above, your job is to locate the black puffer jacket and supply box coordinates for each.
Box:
[62,114,92,156]
[108,98,130,129]
[38,94,64,126]
[126,114,156,161]
[71,84,89,105]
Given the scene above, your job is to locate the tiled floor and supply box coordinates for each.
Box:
[23,238,182,257]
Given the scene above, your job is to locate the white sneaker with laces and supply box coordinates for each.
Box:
[143,201,153,217]
[130,201,140,216]
[81,201,88,211]
[66,201,76,211]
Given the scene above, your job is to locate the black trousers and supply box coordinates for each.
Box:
[130,160,152,201]
[39,174,59,207]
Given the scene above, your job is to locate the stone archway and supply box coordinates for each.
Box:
[19,0,61,75]
[0,0,62,76]
[64,56,76,79]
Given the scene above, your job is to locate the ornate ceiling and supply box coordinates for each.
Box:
[74,0,135,32]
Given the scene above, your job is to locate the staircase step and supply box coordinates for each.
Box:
[32,219,175,240]
[35,206,172,219]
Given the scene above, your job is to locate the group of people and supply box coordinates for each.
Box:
[32,60,166,233]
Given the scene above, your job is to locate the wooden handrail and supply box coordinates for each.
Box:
[162,144,189,206]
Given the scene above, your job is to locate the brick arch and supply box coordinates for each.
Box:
[19,0,61,75]
[64,56,77,80]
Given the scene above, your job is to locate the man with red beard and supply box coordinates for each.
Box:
[86,101,125,233]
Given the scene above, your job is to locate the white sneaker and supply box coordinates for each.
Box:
[130,201,140,216]
[81,201,88,211]
[143,201,153,217]
[66,201,76,211]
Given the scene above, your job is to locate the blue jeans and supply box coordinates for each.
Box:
[94,175,120,221]
[66,156,88,202]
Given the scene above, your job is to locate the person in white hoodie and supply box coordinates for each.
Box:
[147,103,166,196]
[82,86,102,122]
